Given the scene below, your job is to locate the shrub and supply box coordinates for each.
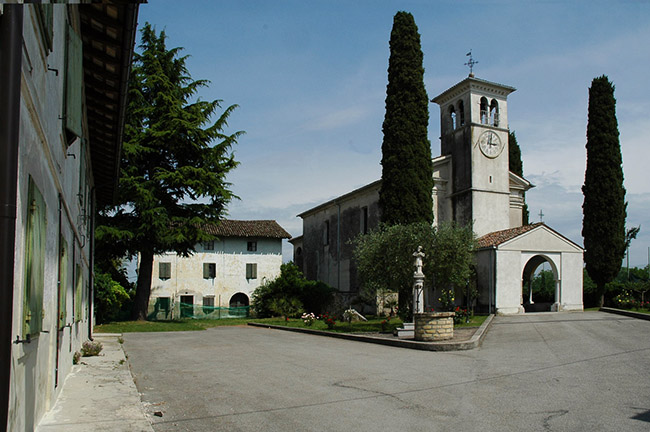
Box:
[321,313,336,329]
[252,263,336,318]
[81,340,103,357]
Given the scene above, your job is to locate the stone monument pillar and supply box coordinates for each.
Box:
[413,246,425,314]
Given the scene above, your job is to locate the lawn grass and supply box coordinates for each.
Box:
[455,314,488,327]
[94,317,283,333]
[95,314,489,334]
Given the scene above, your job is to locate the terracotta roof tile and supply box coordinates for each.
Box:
[201,220,291,239]
[477,223,544,248]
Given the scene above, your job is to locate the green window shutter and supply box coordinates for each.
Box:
[246,263,257,280]
[203,263,215,279]
[74,265,83,321]
[64,24,83,144]
[23,177,47,337]
[159,262,171,279]
[58,237,68,329]
[35,5,54,52]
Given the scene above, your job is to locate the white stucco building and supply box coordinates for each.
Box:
[1,3,139,430]
[149,220,291,319]
[292,74,584,315]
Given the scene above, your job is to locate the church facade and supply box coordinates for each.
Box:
[291,75,584,315]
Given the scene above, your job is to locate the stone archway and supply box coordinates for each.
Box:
[521,255,560,312]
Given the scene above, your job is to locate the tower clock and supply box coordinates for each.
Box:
[432,76,516,236]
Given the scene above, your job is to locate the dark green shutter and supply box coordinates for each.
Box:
[203,263,215,279]
[58,237,68,329]
[64,24,83,144]
[24,177,46,337]
[159,262,171,279]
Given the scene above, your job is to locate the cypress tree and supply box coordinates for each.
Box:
[508,131,523,177]
[379,11,433,225]
[96,23,241,320]
[509,131,529,224]
[582,75,626,307]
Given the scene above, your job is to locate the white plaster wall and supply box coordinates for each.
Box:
[10,6,91,431]
[495,250,524,314]
[559,252,584,310]
[151,238,284,317]
[471,192,510,237]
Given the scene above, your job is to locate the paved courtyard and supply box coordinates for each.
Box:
[124,312,650,431]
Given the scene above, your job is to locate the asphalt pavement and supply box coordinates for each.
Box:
[122,312,650,432]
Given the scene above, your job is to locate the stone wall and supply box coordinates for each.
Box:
[414,312,455,341]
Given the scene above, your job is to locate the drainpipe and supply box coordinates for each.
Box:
[0,5,24,431]
[88,188,95,340]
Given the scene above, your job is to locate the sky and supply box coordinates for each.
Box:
[137,0,650,268]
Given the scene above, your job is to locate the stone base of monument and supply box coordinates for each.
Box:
[394,322,414,338]
[414,312,455,341]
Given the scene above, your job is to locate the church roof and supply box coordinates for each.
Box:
[477,223,544,248]
[201,220,291,239]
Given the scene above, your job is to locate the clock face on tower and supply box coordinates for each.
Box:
[478,130,504,158]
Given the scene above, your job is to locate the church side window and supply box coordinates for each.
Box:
[458,100,465,126]
[480,97,488,124]
[448,105,456,130]
[490,99,499,127]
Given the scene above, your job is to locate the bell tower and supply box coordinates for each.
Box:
[432,76,516,237]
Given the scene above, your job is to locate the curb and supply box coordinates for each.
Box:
[247,314,494,351]
[600,307,650,321]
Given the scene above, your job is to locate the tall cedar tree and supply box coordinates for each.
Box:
[582,75,626,307]
[508,131,529,224]
[379,12,433,225]
[96,24,241,320]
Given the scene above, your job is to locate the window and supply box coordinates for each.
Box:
[74,264,83,321]
[159,262,171,280]
[203,241,214,250]
[58,236,68,330]
[34,4,54,52]
[480,97,488,125]
[203,262,216,279]
[64,24,83,145]
[360,207,368,234]
[324,220,330,245]
[156,297,170,312]
[246,263,258,280]
[203,296,215,315]
[490,99,499,127]
[247,241,257,251]
[23,177,47,337]
[458,100,465,126]
[449,105,456,130]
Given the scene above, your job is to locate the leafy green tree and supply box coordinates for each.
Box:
[352,222,476,320]
[96,23,241,320]
[429,222,477,298]
[93,266,132,324]
[529,269,555,303]
[251,263,336,318]
[379,11,433,225]
[509,131,529,225]
[582,75,626,307]
[353,222,434,319]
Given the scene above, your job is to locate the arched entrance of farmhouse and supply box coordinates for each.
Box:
[521,255,560,312]
[229,292,250,317]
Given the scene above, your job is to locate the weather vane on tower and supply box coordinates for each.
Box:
[465,50,478,77]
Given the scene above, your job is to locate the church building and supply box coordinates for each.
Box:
[291,75,584,315]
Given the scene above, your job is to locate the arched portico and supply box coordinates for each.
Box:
[521,254,561,312]
[476,224,583,315]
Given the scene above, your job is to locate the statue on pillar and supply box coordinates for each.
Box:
[413,246,425,314]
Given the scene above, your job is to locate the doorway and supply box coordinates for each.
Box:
[180,295,194,318]
[521,255,559,312]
